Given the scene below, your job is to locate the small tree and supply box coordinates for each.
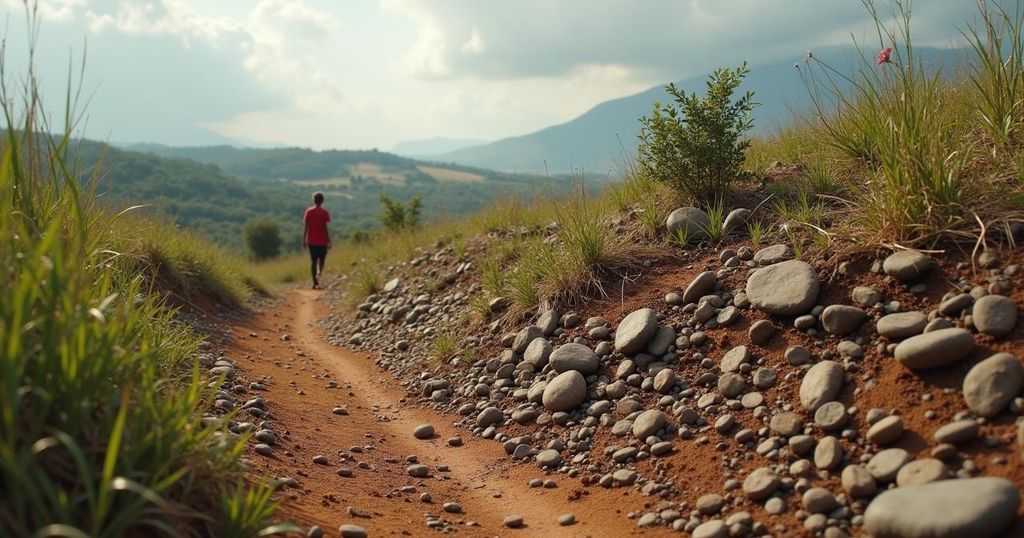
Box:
[378,193,422,232]
[638,62,758,206]
[243,217,282,260]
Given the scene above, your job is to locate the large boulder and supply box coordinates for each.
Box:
[745,260,820,315]
[863,477,1020,538]
[549,343,600,375]
[614,308,659,355]
[541,371,587,411]
[665,207,709,240]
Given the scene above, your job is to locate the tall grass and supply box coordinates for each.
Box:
[795,0,1021,246]
[0,10,293,537]
[964,1,1024,152]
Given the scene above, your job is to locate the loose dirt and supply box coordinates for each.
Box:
[227,289,641,536]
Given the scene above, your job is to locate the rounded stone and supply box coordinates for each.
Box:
[632,409,667,438]
[614,308,659,355]
[882,250,935,281]
[769,412,803,437]
[753,244,792,265]
[895,458,948,487]
[841,464,877,498]
[542,371,587,411]
[748,320,775,344]
[536,449,561,468]
[718,373,747,398]
[877,311,928,340]
[962,353,1023,417]
[683,271,718,303]
[814,401,849,431]
[802,487,839,514]
[339,524,368,538]
[867,448,911,482]
[742,467,780,501]
[933,419,979,445]
[512,326,544,354]
[654,368,677,393]
[503,515,524,528]
[719,346,751,374]
[867,415,904,445]
[799,360,844,411]
[665,207,710,240]
[413,423,435,439]
[745,260,820,315]
[894,328,975,370]
[864,477,1019,538]
[523,338,553,368]
[972,295,1018,337]
[692,520,728,538]
[549,343,600,375]
[821,304,867,335]
[813,436,843,471]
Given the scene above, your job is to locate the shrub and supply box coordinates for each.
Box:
[378,193,422,232]
[638,63,759,205]
[244,217,283,260]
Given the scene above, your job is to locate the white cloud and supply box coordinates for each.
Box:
[4,0,87,22]
[85,1,240,47]
[461,27,483,53]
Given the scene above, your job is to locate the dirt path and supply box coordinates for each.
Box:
[229,289,641,537]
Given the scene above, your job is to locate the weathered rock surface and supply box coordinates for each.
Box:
[882,250,935,281]
[962,353,1023,417]
[972,295,1018,337]
[542,371,587,411]
[614,308,659,355]
[746,260,820,315]
[863,477,1020,538]
[820,304,867,335]
[877,311,928,340]
[799,360,843,411]
[549,343,600,375]
[665,207,710,240]
[894,328,975,370]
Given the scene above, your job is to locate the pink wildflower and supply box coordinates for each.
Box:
[876,46,893,64]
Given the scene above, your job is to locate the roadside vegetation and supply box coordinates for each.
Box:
[0,17,284,537]
[279,0,1024,333]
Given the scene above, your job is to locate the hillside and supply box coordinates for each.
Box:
[438,46,966,174]
[94,142,578,252]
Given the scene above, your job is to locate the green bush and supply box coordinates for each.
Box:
[244,217,283,260]
[638,63,758,205]
[378,193,422,232]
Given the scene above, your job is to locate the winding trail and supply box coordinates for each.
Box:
[230,289,640,536]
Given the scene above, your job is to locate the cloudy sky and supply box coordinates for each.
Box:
[2,0,977,150]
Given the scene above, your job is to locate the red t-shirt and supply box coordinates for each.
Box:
[304,206,331,246]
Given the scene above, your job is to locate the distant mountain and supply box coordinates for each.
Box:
[439,46,966,175]
[392,137,489,158]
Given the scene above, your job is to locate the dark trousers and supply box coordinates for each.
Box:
[308,245,327,283]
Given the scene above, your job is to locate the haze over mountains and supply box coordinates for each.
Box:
[425,46,965,175]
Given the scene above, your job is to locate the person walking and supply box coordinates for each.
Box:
[302,191,331,289]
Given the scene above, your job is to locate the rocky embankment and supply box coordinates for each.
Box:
[324,206,1024,537]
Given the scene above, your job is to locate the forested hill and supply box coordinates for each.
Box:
[81,141,577,253]
[127,144,543,183]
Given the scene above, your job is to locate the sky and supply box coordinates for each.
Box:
[1,0,979,150]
